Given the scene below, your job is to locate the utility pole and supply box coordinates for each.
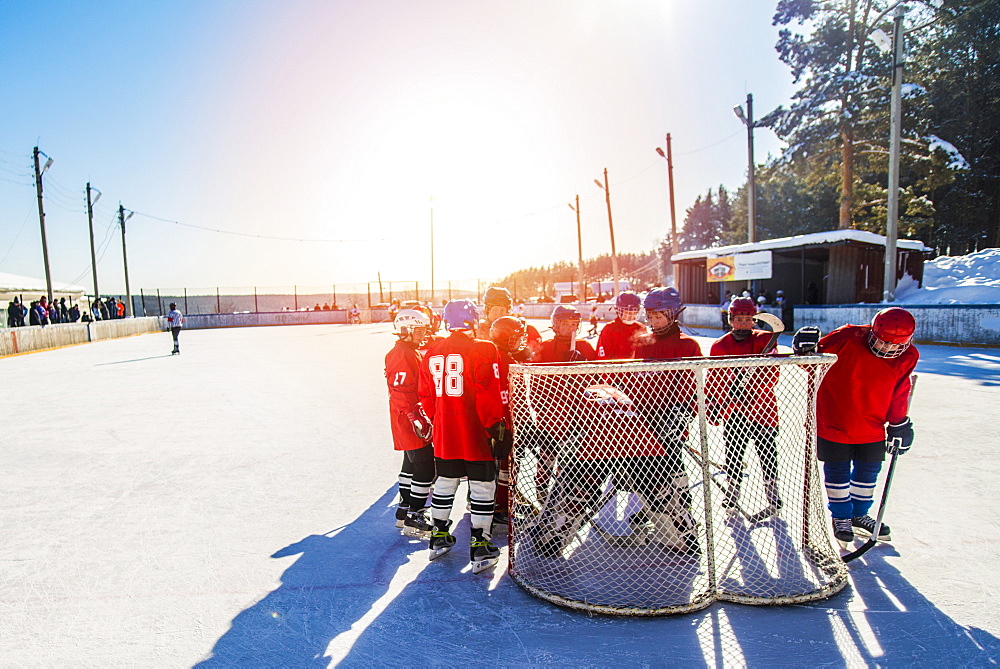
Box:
[568,195,585,300]
[86,183,101,302]
[594,168,621,297]
[656,134,680,286]
[119,204,133,317]
[33,147,54,304]
[883,6,906,303]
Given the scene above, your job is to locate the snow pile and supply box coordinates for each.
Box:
[895,248,1000,304]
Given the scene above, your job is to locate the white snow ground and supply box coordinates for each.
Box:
[1,322,998,666]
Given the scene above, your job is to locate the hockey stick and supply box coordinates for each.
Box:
[842,373,918,563]
[753,312,785,354]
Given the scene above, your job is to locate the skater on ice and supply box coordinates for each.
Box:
[167,303,184,355]
[793,307,918,547]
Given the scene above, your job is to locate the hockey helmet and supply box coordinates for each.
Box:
[483,286,513,309]
[443,299,480,331]
[615,291,642,323]
[643,287,683,315]
[551,304,582,337]
[869,307,915,358]
[393,308,431,339]
[727,296,757,316]
[490,316,527,354]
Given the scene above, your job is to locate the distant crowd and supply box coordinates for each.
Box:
[5,295,128,328]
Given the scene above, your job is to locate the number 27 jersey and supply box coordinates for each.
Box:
[418,332,506,461]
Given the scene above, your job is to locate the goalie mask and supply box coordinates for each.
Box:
[393,309,431,344]
[727,296,757,339]
[551,304,582,339]
[443,299,480,331]
[615,291,642,324]
[869,307,915,359]
[490,316,527,354]
[642,287,684,335]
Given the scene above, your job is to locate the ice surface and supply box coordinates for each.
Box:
[1,323,998,666]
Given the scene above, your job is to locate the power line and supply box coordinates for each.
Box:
[130,210,389,243]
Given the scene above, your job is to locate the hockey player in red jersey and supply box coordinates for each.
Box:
[596,291,648,360]
[476,286,541,361]
[708,297,783,520]
[619,288,702,552]
[793,307,918,545]
[418,299,510,572]
[536,305,597,362]
[488,316,528,532]
[384,309,435,538]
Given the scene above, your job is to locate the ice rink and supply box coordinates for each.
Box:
[2,322,999,666]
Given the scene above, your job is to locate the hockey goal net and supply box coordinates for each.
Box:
[507,353,847,616]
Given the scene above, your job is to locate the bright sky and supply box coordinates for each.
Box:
[0,0,796,295]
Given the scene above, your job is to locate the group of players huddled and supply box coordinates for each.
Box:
[385,285,918,572]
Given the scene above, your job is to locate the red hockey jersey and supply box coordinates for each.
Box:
[418,332,506,461]
[385,340,428,451]
[708,330,780,427]
[816,324,919,444]
[596,318,648,360]
[536,336,597,363]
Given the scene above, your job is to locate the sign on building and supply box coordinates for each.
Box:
[706,250,773,282]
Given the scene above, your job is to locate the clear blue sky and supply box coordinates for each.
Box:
[1,0,797,294]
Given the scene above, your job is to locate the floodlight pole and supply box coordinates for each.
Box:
[33,147,54,304]
[568,196,585,300]
[86,183,101,302]
[595,168,621,297]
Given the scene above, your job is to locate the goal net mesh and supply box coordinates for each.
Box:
[506,354,847,616]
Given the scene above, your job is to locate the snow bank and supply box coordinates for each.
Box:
[895,248,1000,304]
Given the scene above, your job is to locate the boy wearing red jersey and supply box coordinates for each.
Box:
[708,297,783,519]
[384,310,435,538]
[536,305,597,362]
[418,299,510,572]
[596,291,648,360]
[487,316,528,531]
[793,307,918,545]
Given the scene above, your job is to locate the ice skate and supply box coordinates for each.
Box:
[832,517,854,548]
[470,528,500,574]
[394,504,408,529]
[852,515,891,541]
[491,510,510,535]
[401,509,433,539]
[428,520,456,560]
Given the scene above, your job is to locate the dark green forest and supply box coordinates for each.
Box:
[499,0,998,299]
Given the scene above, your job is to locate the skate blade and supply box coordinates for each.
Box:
[401,527,431,539]
[471,557,499,574]
[853,529,891,541]
[394,520,406,529]
[429,545,454,561]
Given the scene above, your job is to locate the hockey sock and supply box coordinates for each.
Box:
[468,479,497,533]
[850,459,882,518]
[823,461,852,519]
[430,477,460,523]
[398,470,413,509]
[495,466,510,509]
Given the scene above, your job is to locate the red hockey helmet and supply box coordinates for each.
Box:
[728,296,757,316]
[490,316,527,354]
[869,307,916,358]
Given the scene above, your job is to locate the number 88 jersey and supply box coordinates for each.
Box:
[419,332,506,461]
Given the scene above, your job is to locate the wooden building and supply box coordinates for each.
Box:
[670,230,931,306]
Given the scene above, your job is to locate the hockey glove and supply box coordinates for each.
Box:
[885,417,913,455]
[792,326,822,355]
[407,407,433,442]
[488,421,513,461]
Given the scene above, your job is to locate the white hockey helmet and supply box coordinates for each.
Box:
[394,309,431,339]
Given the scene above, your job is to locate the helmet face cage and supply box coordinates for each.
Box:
[615,292,642,324]
[868,307,915,358]
[490,316,527,353]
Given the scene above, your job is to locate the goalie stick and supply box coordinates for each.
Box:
[842,373,918,563]
[753,312,785,354]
